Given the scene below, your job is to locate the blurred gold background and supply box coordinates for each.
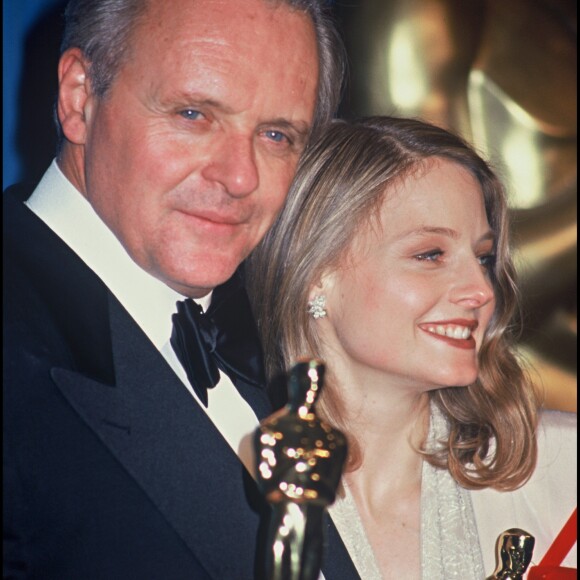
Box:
[334,0,577,411]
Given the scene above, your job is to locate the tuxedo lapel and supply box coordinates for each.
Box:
[52,293,266,579]
[322,516,362,580]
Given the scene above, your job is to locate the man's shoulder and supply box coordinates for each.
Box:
[4,185,55,316]
[4,183,106,295]
[4,186,114,379]
[3,183,37,240]
[3,181,36,201]
[4,183,57,267]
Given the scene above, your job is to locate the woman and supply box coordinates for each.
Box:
[247,117,576,579]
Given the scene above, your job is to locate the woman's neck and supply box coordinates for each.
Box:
[330,372,429,580]
[327,362,430,467]
[342,388,429,508]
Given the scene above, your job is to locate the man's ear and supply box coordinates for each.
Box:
[57,47,94,145]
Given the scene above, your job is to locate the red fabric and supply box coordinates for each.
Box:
[527,508,577,579]
[527,566,576,579]
[540,508,577,566]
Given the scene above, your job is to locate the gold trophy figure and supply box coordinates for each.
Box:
[488,528,535,579]
[254,360,347,580]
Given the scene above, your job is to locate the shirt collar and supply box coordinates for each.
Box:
[25,160,212,349]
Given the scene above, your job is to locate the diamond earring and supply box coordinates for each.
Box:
[307,295,327,319]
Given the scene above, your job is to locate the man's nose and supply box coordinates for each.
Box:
[201,135,259,197]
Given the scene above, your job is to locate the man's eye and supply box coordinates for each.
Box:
[263,130,290,144]
[415,250,443,262]
[179,109,204,121]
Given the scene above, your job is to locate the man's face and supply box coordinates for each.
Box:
[74,0,318,297]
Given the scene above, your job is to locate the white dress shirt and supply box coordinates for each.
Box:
[25,160,260,472]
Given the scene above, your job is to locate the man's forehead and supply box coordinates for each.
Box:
[144,0,301,21]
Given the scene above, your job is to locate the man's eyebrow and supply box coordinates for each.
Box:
[168,92,233,113]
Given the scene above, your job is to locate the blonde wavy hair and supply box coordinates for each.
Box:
[247,116,539,491]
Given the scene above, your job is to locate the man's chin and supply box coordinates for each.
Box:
[164,266,240,298]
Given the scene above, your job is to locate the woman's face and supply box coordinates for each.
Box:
[318,158,496,392]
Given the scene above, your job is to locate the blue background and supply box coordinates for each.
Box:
[3,0,67,190]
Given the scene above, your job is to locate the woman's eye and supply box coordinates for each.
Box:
[179,109,204,121]
[414,250,444,262]
[478,253,496,270]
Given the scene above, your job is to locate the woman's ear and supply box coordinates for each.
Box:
[57,47,94,145]
[307,270,336,320]
[308,269,335,302]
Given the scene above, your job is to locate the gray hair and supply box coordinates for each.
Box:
[60,0,148,98]
[56,0,345,144]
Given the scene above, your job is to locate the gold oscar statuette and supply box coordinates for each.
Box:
[488,528,535,580]
[254,360,348,580]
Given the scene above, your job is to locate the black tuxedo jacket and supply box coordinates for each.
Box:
[3,186,359,580]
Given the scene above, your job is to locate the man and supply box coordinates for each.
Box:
[3,0,358,578]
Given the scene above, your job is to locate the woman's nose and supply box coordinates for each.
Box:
[449,261,495,309]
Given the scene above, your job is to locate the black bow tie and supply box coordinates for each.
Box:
[170,272,265,407]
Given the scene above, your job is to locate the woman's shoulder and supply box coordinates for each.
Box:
[538,408,577,433]
[471,409,577,573]
[535,409,577,474]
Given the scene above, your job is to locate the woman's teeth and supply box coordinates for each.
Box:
[426,325,472,340]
